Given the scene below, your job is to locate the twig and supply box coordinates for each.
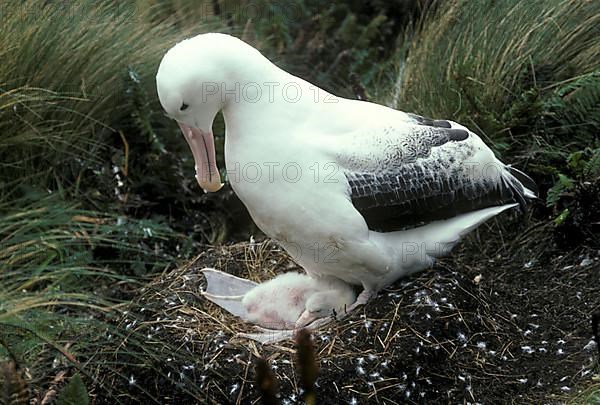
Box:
[254,357,279,405]
[295,329,318,405]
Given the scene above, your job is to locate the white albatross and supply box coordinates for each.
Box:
[200,269,356,342]
[156,33,538,339]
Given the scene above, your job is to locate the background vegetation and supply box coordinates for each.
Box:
[0,0,598,402]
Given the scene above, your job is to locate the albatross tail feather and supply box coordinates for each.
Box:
[507,166,538,199]
[398,203,519,259]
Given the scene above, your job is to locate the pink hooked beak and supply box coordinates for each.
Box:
[295,310,318,328]
[177,122,223,193]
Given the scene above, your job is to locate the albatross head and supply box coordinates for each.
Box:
[296,288,356,327]
[156,33,250,193]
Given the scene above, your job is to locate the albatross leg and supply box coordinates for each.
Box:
[292,286,374,330]
[236,329,296,344]
[346,288,377,312]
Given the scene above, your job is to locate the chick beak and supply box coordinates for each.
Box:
[295,310,318,329]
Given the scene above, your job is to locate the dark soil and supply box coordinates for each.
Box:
[93,214,600,404]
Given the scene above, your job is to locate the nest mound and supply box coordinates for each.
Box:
[94,222,599,404]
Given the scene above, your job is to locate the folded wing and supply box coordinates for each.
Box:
[337,115,537,232]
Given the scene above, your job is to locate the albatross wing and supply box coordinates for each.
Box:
[335,114,537,232]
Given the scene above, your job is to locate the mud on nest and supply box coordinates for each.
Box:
[92,220,599,404]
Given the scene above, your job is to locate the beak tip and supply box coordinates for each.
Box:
[200,181,224,193]
[296,313,317,328]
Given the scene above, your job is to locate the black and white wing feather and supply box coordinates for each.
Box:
[337,115,537,232]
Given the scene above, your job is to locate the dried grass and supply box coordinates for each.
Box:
[87,220,599,402]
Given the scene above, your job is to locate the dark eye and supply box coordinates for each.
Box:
[180,102,189,111]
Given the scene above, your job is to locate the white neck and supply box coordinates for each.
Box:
[205,35,361,143]
[221,66,342,138]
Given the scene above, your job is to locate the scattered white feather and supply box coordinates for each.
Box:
[583,340,597,351]
[521,346,534,354]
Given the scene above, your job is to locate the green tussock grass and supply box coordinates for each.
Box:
[0,192,194,399]
[0,1,220,398]
[0,0,220,188]
[390,0,599,164]
[568,378,600,405]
